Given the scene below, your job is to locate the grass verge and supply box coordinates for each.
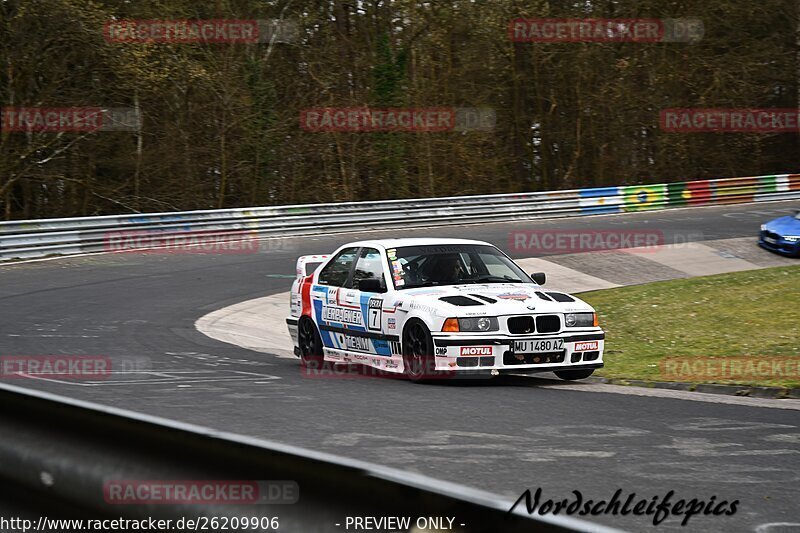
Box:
[578,265,800,389]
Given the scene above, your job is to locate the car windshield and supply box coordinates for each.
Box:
[387,244,531,289]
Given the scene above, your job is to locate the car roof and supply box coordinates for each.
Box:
[342,237,492,249]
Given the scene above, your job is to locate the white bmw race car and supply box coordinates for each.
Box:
[286,238,604,381]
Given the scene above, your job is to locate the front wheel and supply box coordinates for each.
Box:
[554,368,595,381]
[402,320,437,382]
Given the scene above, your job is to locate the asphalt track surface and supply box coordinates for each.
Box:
[1,200,799,532]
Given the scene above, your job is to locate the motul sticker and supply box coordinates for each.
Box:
[460,346,492,356]
[574,341,599,351]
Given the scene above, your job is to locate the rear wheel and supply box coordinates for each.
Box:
[554,368,595,381]
[298,317,324,368]
[402,320,436,382]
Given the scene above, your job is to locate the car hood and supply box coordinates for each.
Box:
[395,283,594,316]
[765,215,800,236]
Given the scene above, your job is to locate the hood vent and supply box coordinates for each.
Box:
[546,292,575,302]
[470,294,497,304]
[439,296,484,306]
[535,291,553,301]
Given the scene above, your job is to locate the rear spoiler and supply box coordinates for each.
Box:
[295,255,329,278]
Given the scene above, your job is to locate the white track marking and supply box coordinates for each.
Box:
[626,240,759,276]
[17,369,281,387]
[514,257,620,293]
[196,294,296,359]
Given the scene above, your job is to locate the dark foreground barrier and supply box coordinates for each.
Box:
[0,383,621,532]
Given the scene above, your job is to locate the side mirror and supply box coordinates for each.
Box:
[530,272,546,285]
[358,278,385,293]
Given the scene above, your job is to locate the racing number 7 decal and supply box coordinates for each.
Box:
[368,298,382,332]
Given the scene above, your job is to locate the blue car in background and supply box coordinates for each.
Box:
[759,210,800,257]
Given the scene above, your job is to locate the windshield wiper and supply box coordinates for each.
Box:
[468,275,522,283]
[400,281,439,289]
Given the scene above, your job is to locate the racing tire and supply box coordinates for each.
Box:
[554,368,595,381]
[402,320,437,382]
[298,316,325,371]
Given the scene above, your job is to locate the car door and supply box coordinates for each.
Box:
[314,246,360,348]
[346,247,393,358]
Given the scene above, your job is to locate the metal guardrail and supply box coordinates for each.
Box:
[1,173,798,260]
[0,382,622,532]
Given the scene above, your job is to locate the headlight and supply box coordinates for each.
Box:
[458,317,499,332]
[784,236,800,242]
[565,312,595,327]
[760,224,767,231]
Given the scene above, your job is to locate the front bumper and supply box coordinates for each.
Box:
[759,231,800,257]
[431,331,604,373]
